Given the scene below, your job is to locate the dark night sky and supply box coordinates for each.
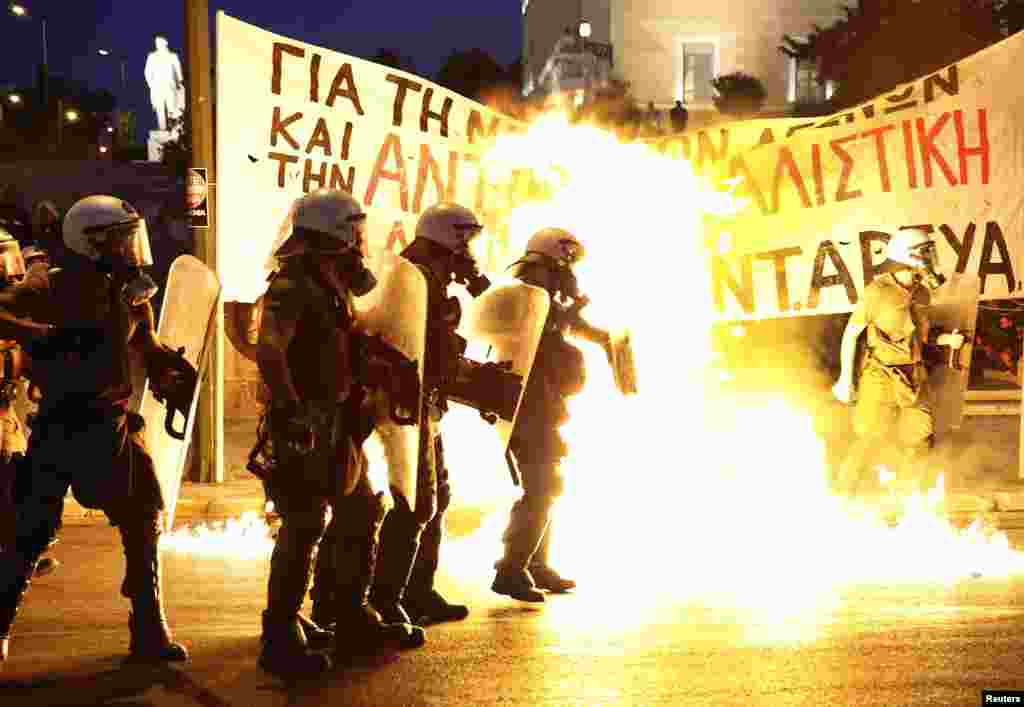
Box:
[0,0,522,137]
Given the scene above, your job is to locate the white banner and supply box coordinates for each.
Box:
[707,31,1024,321]
[215,13,524,302]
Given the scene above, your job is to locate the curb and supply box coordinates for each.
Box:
[58,487,1024,530]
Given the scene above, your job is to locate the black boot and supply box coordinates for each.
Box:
[259,519,332,679]
[261,611,334,651]
[120,514,188,663]
[493,488,550,604]
[404,510,468,625]
[334,494,425,660]
[0,552,38,661]
[491,567,545,603]
[309,522,337,629]
[369,501,423,631]
[528,521,575,593]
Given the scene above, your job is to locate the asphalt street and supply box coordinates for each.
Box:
[0,522,1023,706]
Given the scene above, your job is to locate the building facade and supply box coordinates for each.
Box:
[523,0,847,114]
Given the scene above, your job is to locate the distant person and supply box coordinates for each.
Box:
[646,102,663,136]
[670,100,689,133]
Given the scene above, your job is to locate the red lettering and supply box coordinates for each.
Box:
[268,152,298,188]
[954,108,989,186]
[270,107,301,150]
[271,43,304,95]
[414,144,458,212]
[862,124,896,192]
[902,120,918,189]
[728,154,768,215]
[386,75,421,128]
[811,143,825,206]
[364,133,409,211]
[466,110,501,146]
[305,117,331,156]
[830,134,862,202]
[420,88,453,137]
[697,130,730,167]
[309,53,321,103]
[304,159,327,192]
[915,113,957,188]
[770,146,812,212]
[325,63,364,115]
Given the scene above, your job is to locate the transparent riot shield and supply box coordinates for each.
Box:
[460,281,551,450]
[928,272,981,434]
[136,255,220,531]
[353,251,427,510]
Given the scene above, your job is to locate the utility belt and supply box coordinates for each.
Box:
[865,351,923,389]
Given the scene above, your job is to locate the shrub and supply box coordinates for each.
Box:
[710,72,767,116]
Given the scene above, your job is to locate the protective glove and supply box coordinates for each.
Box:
[270,402,316,457]
[0,406,26,464]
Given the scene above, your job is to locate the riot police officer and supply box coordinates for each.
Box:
[251,189,423,679]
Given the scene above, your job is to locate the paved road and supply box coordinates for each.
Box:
[1,524,1023,706]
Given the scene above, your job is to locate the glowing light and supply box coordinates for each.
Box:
[106,126,114,133]
[717,231,733,254]
[64,109,79,123]
[174,106,1024,646]
[6,94,21,104]
[731,325,746,338]
[9,4,27,18]
[578,21,592,39]
[161,511,275,559]
[97,49,111,56]
[99,146,108,153]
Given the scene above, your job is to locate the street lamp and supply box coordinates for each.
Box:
[96,48,127,91]
[8,4,48,105]
[6,94,21,105]
[578,21,592,39]
[64,108,79,123]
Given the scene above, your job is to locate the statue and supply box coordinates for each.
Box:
[144,35,185,133]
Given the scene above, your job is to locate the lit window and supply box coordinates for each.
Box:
[788,55,825,103]
[681,43,716,103]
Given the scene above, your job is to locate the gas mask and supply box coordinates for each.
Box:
[451,252,491,298]
[120,269,159,306]
[911,241,946,291]
[335,249,377,297]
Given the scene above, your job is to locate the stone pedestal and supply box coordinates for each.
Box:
[148,129,173,162]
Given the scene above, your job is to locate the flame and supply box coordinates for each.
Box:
[168,109,1024,645]
[161,510,275,559]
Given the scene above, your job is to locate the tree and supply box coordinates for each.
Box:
[710,72,767,116]
[780,1,1005,110]
[436,48,508,102]
[370,48,417,74]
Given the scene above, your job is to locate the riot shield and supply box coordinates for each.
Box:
[459,282,550,450]
[928,272,980,434]
[136,255,220,531]
[352,251,427,510]
[609,330,638,396]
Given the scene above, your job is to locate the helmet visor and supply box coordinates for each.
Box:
[910,240,940,271]
[0,239,25,280]
[86,217,153,267]
[453,222,483,254]
[559,240,584,267]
